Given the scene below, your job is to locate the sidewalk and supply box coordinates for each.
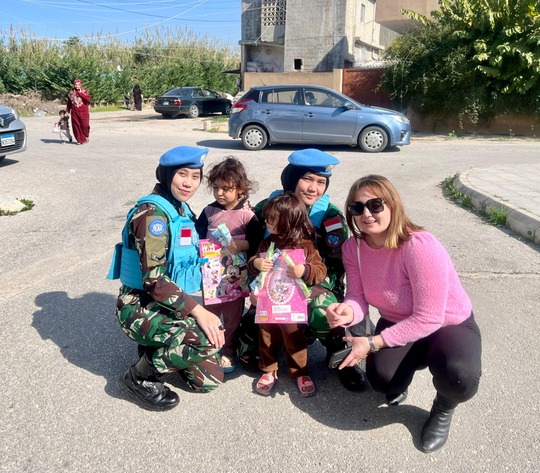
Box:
[455,163,540,245]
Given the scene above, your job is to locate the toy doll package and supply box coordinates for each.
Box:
[199,239,249,305]
[255,248,308,324]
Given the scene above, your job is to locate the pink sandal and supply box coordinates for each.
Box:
[297,376,316,397]
[255,371,277,396]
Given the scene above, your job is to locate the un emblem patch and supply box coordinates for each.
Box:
[148,219,166,236]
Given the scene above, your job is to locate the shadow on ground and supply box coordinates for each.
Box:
[32,291,136,402]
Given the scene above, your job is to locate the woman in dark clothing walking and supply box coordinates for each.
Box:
[133,84,143,111]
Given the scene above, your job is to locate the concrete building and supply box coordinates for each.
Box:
[240,0,438,75]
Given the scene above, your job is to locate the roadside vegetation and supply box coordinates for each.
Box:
[383,0,540,127]
[0,198,35,217]
[442,175,508,227]
[0,28,239,114]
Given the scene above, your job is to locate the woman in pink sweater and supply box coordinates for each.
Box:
[326,175,481,454]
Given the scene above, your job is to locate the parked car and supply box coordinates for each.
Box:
[0,105,27,162]
[228,85,411,152]
[153,87,232,119]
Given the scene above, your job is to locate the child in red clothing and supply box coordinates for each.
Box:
[248,192,327,397]
[196,157,259,373]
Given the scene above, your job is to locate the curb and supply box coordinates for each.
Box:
[454,169,540,245]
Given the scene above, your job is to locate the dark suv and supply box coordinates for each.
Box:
[0,105,27,162]
[228,85,411,152]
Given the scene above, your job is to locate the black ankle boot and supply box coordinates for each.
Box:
[338,365,370,392]
[385,390,408,406]
[420,397,455,453]
[123,354,179,410]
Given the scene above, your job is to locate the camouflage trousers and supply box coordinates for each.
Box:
[308,291,348,355]
[116,290,223,391]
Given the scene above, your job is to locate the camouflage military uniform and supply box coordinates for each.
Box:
[116,184,223,392]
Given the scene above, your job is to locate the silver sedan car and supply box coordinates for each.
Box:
[228,85,411,152]
[0,105,27,162]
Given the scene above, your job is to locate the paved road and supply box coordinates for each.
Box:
[1,110,539,473]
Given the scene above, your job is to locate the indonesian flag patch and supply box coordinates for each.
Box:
[180,228,192,245]
[323,217,342,233]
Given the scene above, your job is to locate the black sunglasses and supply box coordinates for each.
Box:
[348,198,385,215]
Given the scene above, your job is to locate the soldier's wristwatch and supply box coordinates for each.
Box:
[367,335,379,353]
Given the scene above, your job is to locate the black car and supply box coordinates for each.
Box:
[153,87,232,119]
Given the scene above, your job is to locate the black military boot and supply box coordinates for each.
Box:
[338,365,370,392]
[123,354,179,411]
[420,396,455,453]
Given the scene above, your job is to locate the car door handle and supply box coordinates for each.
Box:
[304,112,314,117]
[262,109,272,114]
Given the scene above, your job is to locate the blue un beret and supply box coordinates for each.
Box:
[287,149,340,176]
[159,146,208,168]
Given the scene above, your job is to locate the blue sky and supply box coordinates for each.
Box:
[1,0,241,48]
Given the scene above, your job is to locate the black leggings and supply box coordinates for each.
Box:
[365,313,482,409]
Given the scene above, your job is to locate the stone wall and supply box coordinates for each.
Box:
[410,111,540,137]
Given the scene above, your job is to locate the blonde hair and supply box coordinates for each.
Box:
[345,175,423,249]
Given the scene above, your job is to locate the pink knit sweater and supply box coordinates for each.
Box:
[343,231,472,347]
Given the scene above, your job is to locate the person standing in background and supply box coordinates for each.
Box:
[66,78,91,145]
[133,84,143,111]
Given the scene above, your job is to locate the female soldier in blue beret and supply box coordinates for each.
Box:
[239,149,369,392]
[109,146,225,410]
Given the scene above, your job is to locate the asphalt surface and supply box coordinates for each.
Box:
[1,109,539,473]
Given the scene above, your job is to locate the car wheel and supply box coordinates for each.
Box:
[241,125,268,151]
[223,104,231,115]
[188,104,200,118]
[359,126,388,153]
[162,113,174,119]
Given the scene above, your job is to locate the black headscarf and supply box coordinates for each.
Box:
[280,164,330,193]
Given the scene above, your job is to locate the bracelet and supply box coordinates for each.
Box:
[367,335,379,353]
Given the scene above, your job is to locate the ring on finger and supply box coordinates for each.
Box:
[218,324,224,331]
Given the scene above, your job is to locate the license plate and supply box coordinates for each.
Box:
[162,100,169,105]
[1,134,15,147]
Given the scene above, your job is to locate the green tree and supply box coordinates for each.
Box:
[383,0,540,120]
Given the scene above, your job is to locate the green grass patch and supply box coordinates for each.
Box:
[91,105,127,113]
[442,175,510,228]
[487,207,507,226]
[0,198,34,216]
[442,175,473,208]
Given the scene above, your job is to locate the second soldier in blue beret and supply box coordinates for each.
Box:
[238,148,369,392]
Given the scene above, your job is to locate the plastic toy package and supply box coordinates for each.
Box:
[199,239,249,305]
[254,248,308,324]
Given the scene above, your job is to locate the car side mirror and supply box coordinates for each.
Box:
[343,101,356,110]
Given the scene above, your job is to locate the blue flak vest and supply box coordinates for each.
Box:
[107,194,202,294]
[264,190,330,237]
